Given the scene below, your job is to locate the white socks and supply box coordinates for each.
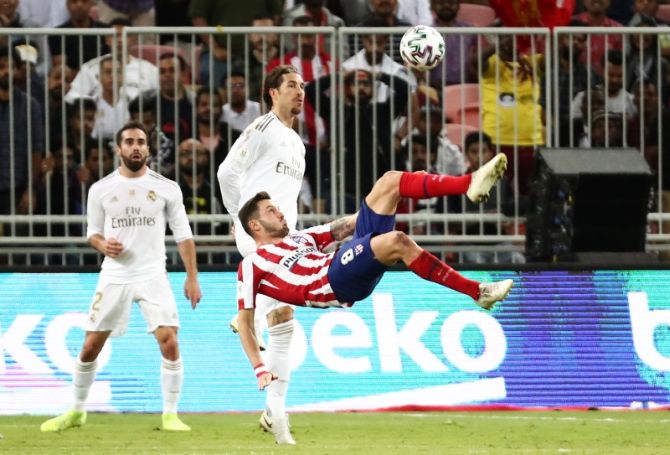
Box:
[264,320,294,419]
[161,357,183,415]
[72,358,97,412]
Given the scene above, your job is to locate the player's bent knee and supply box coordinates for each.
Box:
[378,171,403,194]
[267,306,294,327]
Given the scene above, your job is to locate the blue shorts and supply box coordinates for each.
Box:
[328,200,395,303]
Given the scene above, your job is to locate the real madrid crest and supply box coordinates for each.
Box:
[147,190,156,202]
[129,189,135,197]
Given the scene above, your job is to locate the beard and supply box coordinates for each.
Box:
[0,76,9,90]
[121,154,147,172]
[259,219,289,238]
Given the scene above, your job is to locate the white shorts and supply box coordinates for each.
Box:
[85,273,180,337]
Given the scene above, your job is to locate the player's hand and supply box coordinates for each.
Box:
[104,238,124,257]
[257,371,278,391]
[184,277,202,309]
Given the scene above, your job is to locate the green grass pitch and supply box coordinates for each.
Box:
[1,411,669,454]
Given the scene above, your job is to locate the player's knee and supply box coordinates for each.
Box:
[377,171,403,196]
[267,306,294,327]
[380,230,412,260]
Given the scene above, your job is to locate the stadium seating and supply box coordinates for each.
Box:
[443,83,480,123]
[456,3,497,27]
[457,102,481,128]
[444,123,478,151]
[657,4,670,24]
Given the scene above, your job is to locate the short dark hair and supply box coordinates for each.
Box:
[115,120,149,146]
[108,18,132,27]
[159,52,187,71]
[293,15,315,26]
[129,91,157,115]
[605,49,624,67]
[220,68,246,87]
[67,97,97,116]
[238,191,271,237]
[263,64,299,110]
[195,86,221,105]
[0,44,21,65]
[464,131,492,152]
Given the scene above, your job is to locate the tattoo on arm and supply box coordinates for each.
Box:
[330,215,355,241]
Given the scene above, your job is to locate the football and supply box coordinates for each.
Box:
[399,25,445,71]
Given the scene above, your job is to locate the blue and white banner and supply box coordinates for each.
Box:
[1,271,669,414]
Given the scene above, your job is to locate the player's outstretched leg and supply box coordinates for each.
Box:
[477,279,514,310]
[41,355,98,432]
[271,415,296,445]
[40,410,87,432]
[466,153,508,203]
[230,315,266,351]
[162,413,191,431]
[394,153,506,203]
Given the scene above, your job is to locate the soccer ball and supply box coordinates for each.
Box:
[399,25,445,71]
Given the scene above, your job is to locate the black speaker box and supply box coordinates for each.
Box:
[526,148,652,261]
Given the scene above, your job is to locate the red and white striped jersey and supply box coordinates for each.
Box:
[237,223,345,309]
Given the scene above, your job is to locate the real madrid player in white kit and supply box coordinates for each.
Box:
[41,121,202,433]
[218,64,305,445]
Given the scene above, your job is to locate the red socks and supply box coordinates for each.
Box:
[399,172,472,199]
[408,250,480,300]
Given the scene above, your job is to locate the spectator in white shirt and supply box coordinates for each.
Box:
[65,18,159,104]
[220,70,261,134]
[92,56,131,140]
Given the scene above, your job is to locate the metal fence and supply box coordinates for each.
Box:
[0,25,668,265]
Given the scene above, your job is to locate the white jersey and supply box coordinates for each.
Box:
[218,111,306,257]
[86,169,193,283]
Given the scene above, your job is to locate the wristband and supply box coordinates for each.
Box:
[254,363,270,378]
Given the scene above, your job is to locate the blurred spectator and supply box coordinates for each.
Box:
[240,15,280,102]
[268,15,333,148]
[75,138,115,194]
[397,0,432,25]
[155,0,191,45]
[626,17,670,99]
[157,52,193,144]
[65,18,159,103]
[177,138,223,237]
[46,64,76,138]
[306,69,410,210]
[193,87,228,162]
[342,16,416,102]
[627,78,670,173]
[629,0,662,25]
[572,0,623,76]
[570,50,636,124]
[585,109,624,147]
[605,0,635,24]
[189,0,283,86]
[0,45,44,220]
[327,0,368,25]
[12,40,44,110]
[96,0,155,26]
[49,0,109,71]
[356,0,411,65]
[220,71,261,136]
[64,97,97,157]
[36,144,83,222]
[429,0,477,88]
[0,0,21,31]
[480,34,545,195]
[92,56,131,140]
[128,92,175,176]
[556,21,590,147]
[401,101,467,176]
[18,0,69,28]
[282,0,345,55]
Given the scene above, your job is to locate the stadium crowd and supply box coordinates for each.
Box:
[1,0,670,264]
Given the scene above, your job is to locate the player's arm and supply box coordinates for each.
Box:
[85,186,124,257]
[237,308,275,390]
[329,214,357,241]
[217,131,264,217]
[168,185,202,309]
[177,239,202,309]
